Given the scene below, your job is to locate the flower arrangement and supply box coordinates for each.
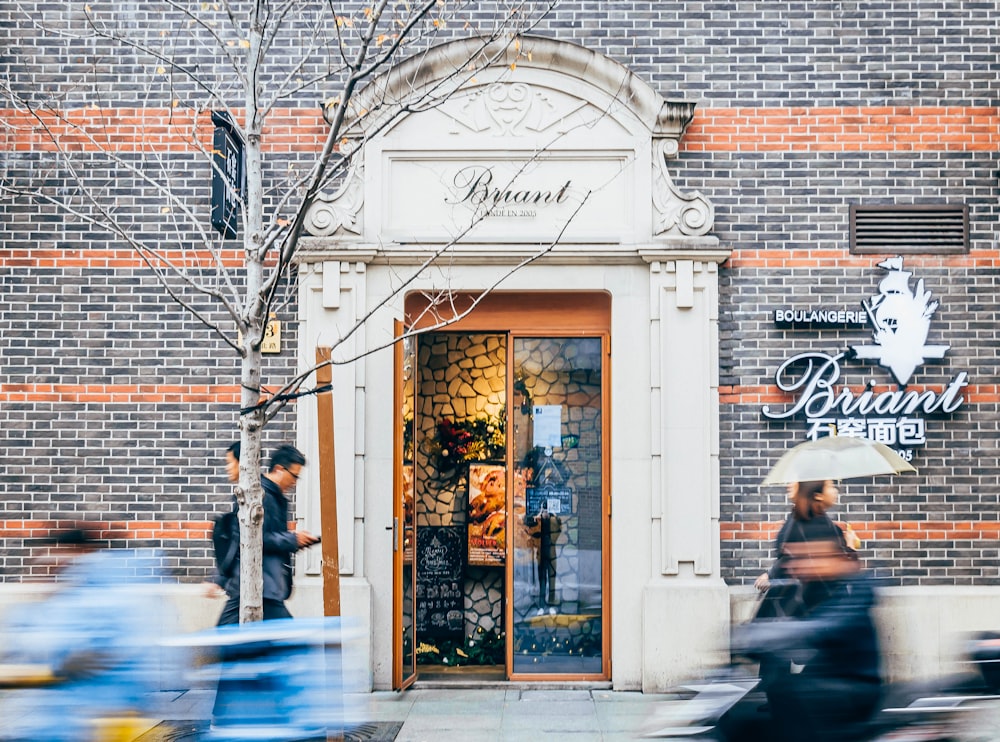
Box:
[424,413,505,472]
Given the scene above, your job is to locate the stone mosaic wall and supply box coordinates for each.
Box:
[409,333,605,659]
[416,333,505,639]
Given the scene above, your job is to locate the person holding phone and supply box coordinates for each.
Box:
[216,444,320,625]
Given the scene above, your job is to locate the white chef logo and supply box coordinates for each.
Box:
[851,257,949,386]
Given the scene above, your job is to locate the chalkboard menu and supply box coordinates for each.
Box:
[415,526,465,638]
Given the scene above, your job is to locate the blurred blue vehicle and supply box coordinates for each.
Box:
[178,617,362,741]
[0,543,172,741]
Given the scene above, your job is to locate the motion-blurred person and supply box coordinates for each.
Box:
[0,525,167,741]
[204,441,241,599]
[755,480,849,612]
[216,444,319,625]
[735,535,881,742]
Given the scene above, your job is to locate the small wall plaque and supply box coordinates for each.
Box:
[237,315,281,354]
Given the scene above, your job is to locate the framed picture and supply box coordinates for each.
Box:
[467,463,506,566]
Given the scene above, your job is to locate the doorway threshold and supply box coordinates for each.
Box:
[415,667,612,690]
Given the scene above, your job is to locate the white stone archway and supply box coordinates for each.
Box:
[296,35,732,691]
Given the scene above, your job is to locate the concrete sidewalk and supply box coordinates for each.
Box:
[0,685,673,740]
[353,687,672,741]
[133,686,672,740]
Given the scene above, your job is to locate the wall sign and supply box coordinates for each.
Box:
[526,485,573,516]
[446,166,572,217]
[851,256,949,386]
[763,257,968,460]
[210,111,244,239]
[383,154,629,243]
[774,309,868,328]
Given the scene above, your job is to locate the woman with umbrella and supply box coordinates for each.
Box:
[755,435,914,610]
[754,479,848,597]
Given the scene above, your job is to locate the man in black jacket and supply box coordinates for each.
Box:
[216,444,319,625]
[734,538,882,742]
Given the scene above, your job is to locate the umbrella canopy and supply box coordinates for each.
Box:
[762,435,917,485]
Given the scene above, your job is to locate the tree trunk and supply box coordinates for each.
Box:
[238,0,268,624]
[238,355,265,624]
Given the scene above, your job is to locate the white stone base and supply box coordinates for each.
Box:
[730,585,1000,682]
[287,577,374,691]
[5,582,998,693]
[641,578,732,692]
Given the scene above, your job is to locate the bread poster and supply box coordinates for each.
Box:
[467,464,506,566]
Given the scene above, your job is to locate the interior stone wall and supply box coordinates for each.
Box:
[416,332,506,641]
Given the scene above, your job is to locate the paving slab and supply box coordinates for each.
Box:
[0,684,671,740]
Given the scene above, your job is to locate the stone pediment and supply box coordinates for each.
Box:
[304,36,716,254]
[442,81,590,137]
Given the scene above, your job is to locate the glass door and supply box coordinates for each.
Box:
[399,291,612,682]
[508,335,608,679]
[393,324,417,689]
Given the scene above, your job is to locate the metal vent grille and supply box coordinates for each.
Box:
[850,204,968,254]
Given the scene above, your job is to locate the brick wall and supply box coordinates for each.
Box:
[2,1,998,584]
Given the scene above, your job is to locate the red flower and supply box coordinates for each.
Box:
[438,418,473,458]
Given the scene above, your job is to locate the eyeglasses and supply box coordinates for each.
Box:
[283,466,301,482]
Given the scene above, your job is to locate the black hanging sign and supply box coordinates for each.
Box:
[526,485,573,517]
[415,526,464,638]
[210,111,244,239]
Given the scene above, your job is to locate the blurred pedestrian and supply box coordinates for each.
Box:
[736,537,882,742]
[0,525,166,741]
[755,480,847,598]
[216,444,319,625]
[204,441,241,599]
[224,439,241,484]
[750,480,853,701]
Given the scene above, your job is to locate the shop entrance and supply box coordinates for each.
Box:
[392,293,611,686]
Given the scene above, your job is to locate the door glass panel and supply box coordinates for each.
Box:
[414,333,507,678]
[511,337,604,675]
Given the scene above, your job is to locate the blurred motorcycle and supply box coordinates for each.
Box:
[643,581,1000,741]
[0,537,173,742]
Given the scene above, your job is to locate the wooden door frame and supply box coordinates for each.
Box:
[404,291,612,335]
[400,291,612,682]
[505,330,611,682]
[392,320,417,690]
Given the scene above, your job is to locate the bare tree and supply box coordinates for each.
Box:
[0,1,581,622]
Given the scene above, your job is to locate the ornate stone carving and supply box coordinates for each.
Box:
[304,155,364,237]
[652,138,714,237]
[447,82,586,136]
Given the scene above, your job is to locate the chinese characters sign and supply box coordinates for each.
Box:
[763,258,968,460]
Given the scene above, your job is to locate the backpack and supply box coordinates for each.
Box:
[212,508,239,578]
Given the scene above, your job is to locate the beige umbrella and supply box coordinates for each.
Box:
[762,435,917,485]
